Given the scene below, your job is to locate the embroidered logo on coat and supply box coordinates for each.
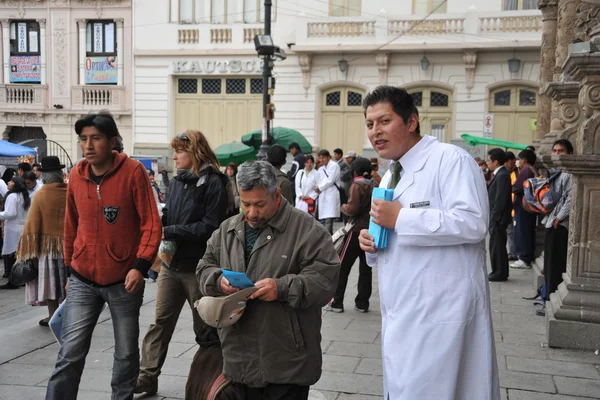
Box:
[103,206,120,224]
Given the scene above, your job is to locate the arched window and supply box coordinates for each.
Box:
[407,87,453,142]
[489,85,538,144]
[321,87,366,153]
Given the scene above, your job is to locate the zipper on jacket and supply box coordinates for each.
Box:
[96,184,101,200]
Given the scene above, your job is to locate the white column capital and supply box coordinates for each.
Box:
[76,19,87,27]
[115,18,125,26]
[37,19,46,28]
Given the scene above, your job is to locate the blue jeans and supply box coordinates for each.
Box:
[46,275,145,400]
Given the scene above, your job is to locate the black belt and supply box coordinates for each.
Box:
[70,268,125,288]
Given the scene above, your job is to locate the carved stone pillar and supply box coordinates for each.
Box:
[1,20,9,84]
[297,54,311,98]
[537,0,559,143]
[116,18,124,86]
[38,19,46,86]
[546,2,600,349]
[375,53,389,85]
[463,52,477,98]
[77,19,87,86]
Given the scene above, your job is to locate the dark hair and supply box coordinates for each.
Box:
[288,142,300,151]
[7,176,31,211]
[32,163,41,169]
[505,151,516,161]
[266,144,287,168]
[318,149,331,158]
[23,171,37,183]
[362,85,421,135]
[113,135,124,153]
[351,157,373,179]
[553,139,574,154]
[333,148,343,156]
[305,154,315,163]
[226,162,238,175]
[518,149,537,165]
[18,163,32,173]
[488,148,507,165]
[2,168,16,185]
[75,111,120,140]
[525,145,536,152]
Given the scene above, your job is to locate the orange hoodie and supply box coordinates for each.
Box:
[64,152,161,286]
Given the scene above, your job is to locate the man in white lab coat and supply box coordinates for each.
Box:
[314,149,341,234]
[358,86,500,400]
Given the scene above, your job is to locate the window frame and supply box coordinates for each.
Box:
[177,0,277,24]
[407,87,453,142]
[176,77,263,97]
[489,86,538,113]
[328,0,362,17]
[86,20,117,57]
[412,0,448,15]
[502,0,537,11]
[9,20,40,56]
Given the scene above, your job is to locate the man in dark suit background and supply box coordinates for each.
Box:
[486,148,512,282]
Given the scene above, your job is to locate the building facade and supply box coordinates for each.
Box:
[0,0,133,167]
[134,0,542,159]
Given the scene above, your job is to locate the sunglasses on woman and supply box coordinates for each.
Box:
[177,132,190,141]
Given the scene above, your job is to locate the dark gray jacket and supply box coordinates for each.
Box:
[196,200,340,387]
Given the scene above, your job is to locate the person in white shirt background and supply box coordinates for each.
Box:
[0,176,31,289]
[314,149,341,234]
[294,155,318,215]
[358,85,499,400]
[24,171,43,199]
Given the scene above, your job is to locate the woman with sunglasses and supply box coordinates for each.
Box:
[136,130,229,395]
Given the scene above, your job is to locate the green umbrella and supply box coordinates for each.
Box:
[461,134,528,151]
[214,142,257,166]
[242,127,313,154]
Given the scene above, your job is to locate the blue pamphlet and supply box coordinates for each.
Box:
[368,188,395,249]
[49,300,66,344]
[222,270,255,289]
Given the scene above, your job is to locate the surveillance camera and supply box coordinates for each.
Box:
[286,42,296,49]
[274,46,287,61]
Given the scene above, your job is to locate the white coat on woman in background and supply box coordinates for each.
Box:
[295,156,318,214]
[315,157,341,220]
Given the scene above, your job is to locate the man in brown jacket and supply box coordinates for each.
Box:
[196,160,340,400]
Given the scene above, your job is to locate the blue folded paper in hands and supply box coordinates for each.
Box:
[222,270,255,289]
[368,188,395,249]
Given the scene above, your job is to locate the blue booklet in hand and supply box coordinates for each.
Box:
[368,188,395,249]
[222,270,255,289]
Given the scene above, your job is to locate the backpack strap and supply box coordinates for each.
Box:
[208,373,232,400]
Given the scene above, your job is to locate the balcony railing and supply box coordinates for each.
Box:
[308,21,376,38]
[71,86,127,111]
[388,18,465,35]
[479,15,542,33]
[211,28,232,43]
[179,29,199,44]
[244,27,264,43]
[0,84,47,110]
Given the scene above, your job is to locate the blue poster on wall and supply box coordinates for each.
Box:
[85,56,117,84]
[10,56,41,83]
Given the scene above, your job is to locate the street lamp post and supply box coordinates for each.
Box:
[258,0,273,160]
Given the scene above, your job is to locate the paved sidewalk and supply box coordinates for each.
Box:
[0,262,599,399]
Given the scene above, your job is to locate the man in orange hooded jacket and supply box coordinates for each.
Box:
[46,112,161,400]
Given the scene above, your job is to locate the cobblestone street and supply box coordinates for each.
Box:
[1,260,599,399]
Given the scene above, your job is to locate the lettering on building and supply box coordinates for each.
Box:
[173,60,264,74]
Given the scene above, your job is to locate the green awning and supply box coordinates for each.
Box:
[214,142,257,166]
[461,134,528,151]
[242,127,312,154]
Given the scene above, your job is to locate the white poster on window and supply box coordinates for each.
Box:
[94,23,103,53]
[29,30,38,53]
[18,23,27,52]
[104,23,115,53]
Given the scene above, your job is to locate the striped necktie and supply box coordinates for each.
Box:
[390,162,402,189]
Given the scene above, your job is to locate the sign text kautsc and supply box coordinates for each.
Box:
[173,60,264,74]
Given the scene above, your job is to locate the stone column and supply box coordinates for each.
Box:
[540,0,581,155]
[375,53,389,85]
[546,0,600,351]
[38,19,46,85]
[536,0,559,142]
[116,18,124,86]
[1,20,9,84]
[77,19,86,85]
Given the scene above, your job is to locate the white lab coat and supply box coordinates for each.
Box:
[28,181,42,199]
[294,168,318,212]
[316,160,341,220]
[0,193,29,255]
[367,135,499,400]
